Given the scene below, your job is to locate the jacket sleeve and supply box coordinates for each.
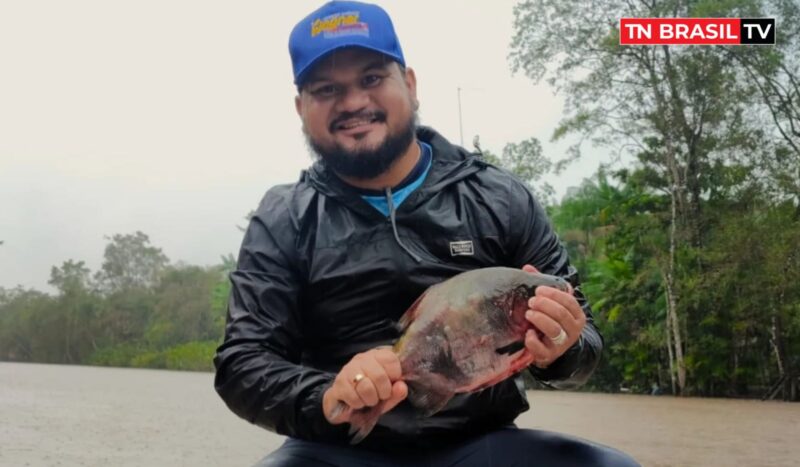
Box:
[506,178,603,390]
[213,200,348,442]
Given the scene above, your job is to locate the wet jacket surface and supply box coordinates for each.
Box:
[214,127,603,451]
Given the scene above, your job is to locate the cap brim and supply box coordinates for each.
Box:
[294,43,405,86]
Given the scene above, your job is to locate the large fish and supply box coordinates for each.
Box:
[337,266,571,444]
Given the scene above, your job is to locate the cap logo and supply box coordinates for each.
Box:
[311,11,369,38]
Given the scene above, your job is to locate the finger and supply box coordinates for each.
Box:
[354,373,381,407]
[360,357,394,401]
[333,371,367,410]
[380,381,409,415]
[336,381,366,411]
[529,294,572,326]
[535,287,584,321]
[371,349,403,381]
[525,310,564,341]
[522,264,539,274]
[323,386,352,424]
[525,329,554,367]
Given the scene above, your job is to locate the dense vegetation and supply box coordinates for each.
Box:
[506,0,799,399]
[0,232,231,372]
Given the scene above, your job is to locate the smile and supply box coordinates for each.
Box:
[335,116,380,131]
[330,109,388,133]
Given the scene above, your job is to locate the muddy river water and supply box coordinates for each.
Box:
[1,362,797,466]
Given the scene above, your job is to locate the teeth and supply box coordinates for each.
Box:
[339,118,377,130]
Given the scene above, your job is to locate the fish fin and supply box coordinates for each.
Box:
[329,401,348,421]
[508,347,537,372]
[397,291,428,332]
[347,404,383,445]
[495,339,525,355]
[460,348,535,393]
[406,380,454,417]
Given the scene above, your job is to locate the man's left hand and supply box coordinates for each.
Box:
[521,264,586,368]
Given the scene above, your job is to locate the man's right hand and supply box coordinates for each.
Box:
[322,347,408,425]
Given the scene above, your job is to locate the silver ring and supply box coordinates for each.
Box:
[352,373,365,385]
[550,328,568,346]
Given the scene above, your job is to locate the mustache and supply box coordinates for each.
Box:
[329,110,386,132]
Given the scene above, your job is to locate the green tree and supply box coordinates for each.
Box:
[48,260,100,363]
[91,232,167,352]
[95,231,169,293]
[0,234,235,372]
[146,265,221,348]
[49,259,92,293]
[552,172,671,392]
[508,0,798,395]
[478,136,555,205]
[735,41,800,151]
[0,287,50,361]
[551,154,799,397]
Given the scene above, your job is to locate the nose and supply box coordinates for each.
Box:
[335,85,371,114]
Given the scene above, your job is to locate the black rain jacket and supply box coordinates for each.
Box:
[214,127,603,451]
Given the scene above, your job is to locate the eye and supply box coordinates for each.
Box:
[362,74,382,88]
[310,84,338,98]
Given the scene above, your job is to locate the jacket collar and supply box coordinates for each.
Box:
[303,126,486,213]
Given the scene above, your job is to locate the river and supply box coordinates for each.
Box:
[1,362,797,466]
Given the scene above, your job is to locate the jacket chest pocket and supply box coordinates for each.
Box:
[407,232,509,268]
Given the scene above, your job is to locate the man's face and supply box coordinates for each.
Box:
[295,48,418,180]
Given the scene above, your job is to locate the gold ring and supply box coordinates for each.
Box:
[550,328,568,346]
[352,373,365,385]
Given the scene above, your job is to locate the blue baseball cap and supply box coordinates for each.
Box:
[289,1,405,86]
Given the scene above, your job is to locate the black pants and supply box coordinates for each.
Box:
[256,427,640,467]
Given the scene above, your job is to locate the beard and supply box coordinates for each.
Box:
[305,110,418,180]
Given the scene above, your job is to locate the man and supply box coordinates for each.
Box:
[215,1,639,465]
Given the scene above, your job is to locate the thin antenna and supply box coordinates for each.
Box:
[457,86,464,147]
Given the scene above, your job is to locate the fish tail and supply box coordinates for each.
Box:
[347,404,383,445]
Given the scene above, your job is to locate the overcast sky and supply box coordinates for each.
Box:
[0,0,605,291]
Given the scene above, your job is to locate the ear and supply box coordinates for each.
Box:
[404,67,419,110]
[295,94,303,118]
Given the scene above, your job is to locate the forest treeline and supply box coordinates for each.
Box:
[0,232,231,372]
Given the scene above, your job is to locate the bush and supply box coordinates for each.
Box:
[88,343,143,367]
[163,340,218,371]
[131,350,167,369]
